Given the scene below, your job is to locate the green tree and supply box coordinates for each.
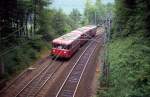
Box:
[98,0,150,97]
[84,0,96,24]
[51,9,68,35]
[84,0,114,25]
[0,0,53,78]
[69,8,81,28]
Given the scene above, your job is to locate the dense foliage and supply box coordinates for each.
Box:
[84,0,114,25]
[69,9,81,29]
[97,0,150,97]
[0,0,81,79]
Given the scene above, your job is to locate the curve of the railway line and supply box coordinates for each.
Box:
[0,55,66,97]
[0,27,104,97]
[45,33,104,97]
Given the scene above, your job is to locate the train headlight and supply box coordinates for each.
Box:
[53,49,55,52]
[64,51,67,54]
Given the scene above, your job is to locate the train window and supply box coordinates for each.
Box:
[63,45,71,49]
[68,45,71,49]
[62,45,67,49]
[58,45,63,49]
[53,43,70,50]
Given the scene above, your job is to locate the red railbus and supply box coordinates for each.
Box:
[51,32,81,58]
[51,25,97,58]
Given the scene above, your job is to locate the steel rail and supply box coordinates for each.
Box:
[14,52,63,97]
[0,69,27,94]
[72,41,98,97]
[33,62,63,97]
[0,56,50,94]
[55,40,95,97]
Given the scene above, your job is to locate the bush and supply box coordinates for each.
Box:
[2,39,50,79]
[98,36,150,97]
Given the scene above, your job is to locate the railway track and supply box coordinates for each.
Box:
[1,31,103,97]
[0,56,50,94]
[0,54,64,97]
[54,35,101,97]
[15,60,63,97]
[0,56,51,96]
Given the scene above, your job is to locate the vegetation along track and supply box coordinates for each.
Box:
[0,55,64,97]
[0,56,50,93]
[55,35,102,97]
[0,56,51,96]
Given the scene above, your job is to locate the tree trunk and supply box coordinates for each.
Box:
[0,58,4,75]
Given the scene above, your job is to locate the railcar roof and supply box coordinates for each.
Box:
[71,30,84,35]
[60,32,80,40]
[52,32,80,45]
[85,25,97,27]
[85,25,97,29]
[77,27,89,32]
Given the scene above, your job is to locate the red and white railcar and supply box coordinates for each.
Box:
[85,25,97,37]
[51,25,97,58]
[76,25,97,39]
[71,30,87,45]
[51,32,81,58]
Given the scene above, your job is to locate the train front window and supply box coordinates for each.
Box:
[53,43,70,50]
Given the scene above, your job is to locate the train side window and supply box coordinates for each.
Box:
[84,34,88,38]
[81,34,84,38]
[67,45,71,49]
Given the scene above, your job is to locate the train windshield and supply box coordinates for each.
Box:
[53,43,70,49]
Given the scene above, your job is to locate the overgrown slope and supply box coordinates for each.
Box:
[98,36,150,97]
[97,0,150,97]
